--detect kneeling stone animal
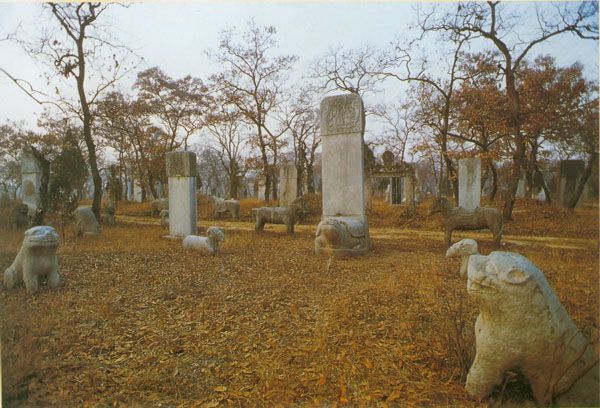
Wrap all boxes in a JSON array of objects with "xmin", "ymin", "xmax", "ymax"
[
  {"xmin": 182, "ymin": 226, "xmax": 225, "ymax": 254},
  {"xmin": 428, "ymin": 197, "xmax": 503, "ymax": 246},
  {"xmin": 4, "ymin": 226, "xmax": 61, "ymax": 294},
  {"xmin": 447, "ymin": 239, "xmax": 599, "ymax": 406},
  {"xmin": 74, "ymin": 206, "xmax": 100, "ymax": 236}
]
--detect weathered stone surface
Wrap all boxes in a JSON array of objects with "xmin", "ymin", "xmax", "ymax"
[
  {"xmin": 314, "ymin": 216, "xmax": 370, "ymax": 257},
  {"xmin": 209, "ymin": 196, "xmax": 240, "ymax": 219},
  {"xmin": 445, "ymin": 238, "xmax": 478, "ymax": 277},
  {"xmin": 458, "ymin": 158, "xmax": 481, "ymax": 210},
  {"xmin": 254, "ymin": 197, "xmax": 306, "ymax": 235},
  {"xmin": 167, "ymin": 177, "xmax": 197, "ymax": 238},
  {"xmin": 316, "ymin": 93, "xmax": 370, "ymax": 256},
  {"xmin": 21, "ymin": 151, "xmax": 43, "ymax": 214},
  {"xmin": 151, "ymin": 198, "xmax": 169, "ymax": 218},
  {"xmin": 279, "ymin": 164, "xmax": 298, "ymax": 207},
  {"xmin": 74, "ymin": 206, "xmax": 100, "ymax": 236},
  {"xmin": 166, "ymin": 151, "xmax": 197, "ymax": 177},
  {"xmin": 182, "ymin": 227, "xmax": 225, "ymax": 254},
  {"xmin": 256, "ymin": 176, "xmax": 266, "ymax": 200},
  {"xmin": 428, "ymin": 197, "xmax": 503, "ymax": 246},
  {"xmin": 4, "ymin": 226, "xmax": 60, "ymax": 294},
  {"xmin": 449, "ymin": 239, "xmax": 599, "ymax": 406},
  {"xmin": 402, "ymin": 176, "xmax": 414, "ymax": 205},
  {"xmin": 133, "ymin": 180, "xmax": 143, "ymax": 202}
]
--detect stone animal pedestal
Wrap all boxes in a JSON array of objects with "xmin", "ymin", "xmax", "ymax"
[
  {"xmin": 315, "ymin": 94, "xmax": 370, "ymax": 257},
  {"xmin": 165, "ymin": 151, "xmax": 198, "ymax": 239},
  {"xmin": 74, "ymin": 206, "xmax": 100, "ymax": 236},
  {"xmin": 458, "ymin": 157, "xmax": 481, "ymax": 210},
  {"xmin": 4, "ymin": 226, "xmax": 60, "ymax": 294},
  {"xmin": 446, "ymin": 239, "xmax": 599, "ymax": 406}
]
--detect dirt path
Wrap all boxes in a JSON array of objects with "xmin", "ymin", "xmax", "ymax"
[{"xmin": 118, "ymin": 215, "xmax": 597, "ymax": 251}]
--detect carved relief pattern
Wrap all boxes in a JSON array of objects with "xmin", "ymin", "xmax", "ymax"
[{"xmin": 321, "ymin": 95, "xmax": 363, "ymax": 134}]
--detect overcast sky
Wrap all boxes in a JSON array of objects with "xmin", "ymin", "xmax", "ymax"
[{"xmin": 0, "ymin": 1, "xmax": 598, "ymax": 146}]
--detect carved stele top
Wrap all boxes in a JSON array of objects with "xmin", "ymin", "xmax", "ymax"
[
  {"xmin": 166, "ymin": 151, "xmax": 197, "ymax": 177},
  {"xmin": 320, "ymin": 94, "xmax": 364, "ymax": 136},
  {"xmin": 21, "ymin": 151, "xmax": 42, "ymax": 174}
]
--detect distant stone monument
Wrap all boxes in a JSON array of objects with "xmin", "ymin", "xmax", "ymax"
[
  {"xmin": 558, "ymin": 160, "xmax": 585, "ymax": 207},
  {"xmin": 166, "ymin": 151, "xmax": 198, "ymax": 238},
  {"xmin": 20, "ymin": 151, "xmax": 43, "ymax": 215},
  {"xmin": 402, "ymin": 176, "xmax": 414, "ymax": 205},
  {"xmin": 458, "ymin": 157, "xmax": 481, "ymax": 210},
  {"xmin": 133, "ymin": 180, "xmax": 143, "ymax": 203},
  {"xmin": 279, "ymin": 164, "xmax": 298, "ymax": 207},
  {"xmin": 315, "ymin": 94, "xmax": 370, "ymax": 257},
  {"xmin": 74, "ymin": 207, "xmax": 100, "ymax": 236},
  {"xmin": 256, "ymin": 175, "xmax": 266, "ymax": 201},
  {"xmin": 515, "ymin": 176, "xmax": 526, "ymax": 198}
]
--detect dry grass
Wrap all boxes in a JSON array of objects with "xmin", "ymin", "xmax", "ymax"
[{"xmin": 1, "ymin": 198, "xmax": 598, "ymax": 407}]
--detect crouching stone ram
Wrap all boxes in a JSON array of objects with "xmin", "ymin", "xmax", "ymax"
[
  {"xmin": 4, "ymin": 226, "xmax": 61, "ymax": 294},
  {"xmin": 446, "ymin": 239, "xmax": 599, "ymax": 406},
  {"xmin": 428, "ymin": 197, "xmax": 503, "ymax": 247},
  {"xmin": 209, "ymin": 196, "xmax": 240, "ymax": 220},
  {"xmin": 182, "ymin": 226, "xmax": 225, "ymax": 254}
]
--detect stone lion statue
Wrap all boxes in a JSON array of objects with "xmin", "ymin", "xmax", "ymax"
[
  {"xmin": 4, "ymin": 226, "xmax": 61, "ymax": 294},
  {"xmin": 448, "ymin": 239, "xmax": 599, "ymax": 406},
  {"xmin": 253, "ymin": 196, "xmax": 306, "ymax": 235}
]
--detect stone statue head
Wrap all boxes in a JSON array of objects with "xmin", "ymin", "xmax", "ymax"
[
  {"xmin": 23, "ymin": 226, "xmax": 60, "ymax": 250},
  {"xmin": 206, "ymin": 226, "xmax": 225, "ymax": 242}
]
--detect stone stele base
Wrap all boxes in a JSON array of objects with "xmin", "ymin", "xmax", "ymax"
[{"xmin": 315, "ymin": 216, "xmax": 370, "ymax": 257}]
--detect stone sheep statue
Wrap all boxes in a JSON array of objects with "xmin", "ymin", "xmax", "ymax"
[
  {"xmin": 151, "ymin": 198, "xmax": 169, "ymax": 218},
  {"xmin": 182, "ymin": 226, "xmax": 225, "ymax": 254},
  {"xmin": 253, "ymin": 197, "xmax": 306, "ymax": 235},
  {"xmin": 445, "ymin": 238, "xmax": 479, "ymax": 277},
  {"xmin": 428, "ymin": 197, "xmax": 503, "ymax": 247},
  {"xmin": 10, "ymin": 203, "xmax": 30, "ymax": 229},
  {"xmin": 74, "ymin": 206, "xmax": 100, "ymax": 237},
  {"xmin": 446, "ymin": 239, "xmax": 599, "ymax": 406},
  {"xmin": 209, "ymin": 196, "xmax": 240, "ymax": 220},
  {"xmin": 4, "ymin": 226, "xmax": 61, "ymax": 294}
]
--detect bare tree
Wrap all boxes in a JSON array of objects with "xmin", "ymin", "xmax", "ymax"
[
  {"xmin": 371, "ymin": 102, "xmax": 417, "ymax": 163},
  {"xmin": 1, "ymin": 3, "xmax": 139, "ymax": 219},
  {"xmin": 420, "ymin": 1, "xmax": 598, "ymax": 219},
  {"xmin": 208, "ymin": 20, "xmax": 297, "ymax": 203},
  {"xmin": 205, "ymin": 105, "xmax": 249, "ymax": 199}
]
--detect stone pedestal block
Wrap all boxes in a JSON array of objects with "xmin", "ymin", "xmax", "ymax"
[
  {"xmin": 166, "ymin": 151, "xmax": 198, "ymax": 238},
  {"xmin": 315, "ymin": 94, "xmax": 369, "ymax": 257},
  {"xmin": 279, "ymin": 164, "xmax": 298, "ymax": 207},
  {"xmin": 459, "ymin": 158, "xmax": 481, "ymax": 210}
]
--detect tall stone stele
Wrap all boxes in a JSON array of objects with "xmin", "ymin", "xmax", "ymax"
[
  {"xmin": 279, "ymin": 164, "xmax": 298, "ymax": 207},
  {"xmin": 21, "ymin": 150, "xmax": 43, "ymax": 215},
  {"xmin": 315, "ymin": 94, "xmax": 370, "ymax": 257},
  {"xmin": 458, "ymin": 157, "xmax": 481, "ymax": 210},
  {"xmin": 166, "ymin": 151, "xmax": 198, "ymax": 238}
]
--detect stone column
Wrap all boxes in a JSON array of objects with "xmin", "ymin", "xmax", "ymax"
[
  {"xmin": 21, "ymin": 151, "xmax": 42, "ymax": 215},
  {"xmin": 166, "ymin": 151, "xmax": 198, "ymax": 238},
  {"xmin": 278, "ymin": 164, "xmax": 298, "ymax": 207},
  {"xmin": 458, "ymin": 157, "xmax": 481, "ymax": 210},
  {"xmin": 558, "ymin": 160, "xmax": 584, "ymax": 207},
  {"xmin": 364, "ymin": 172, "xmax": 372, "ymax": 211},
  {"xmin": 515, "ymin": 175, "xmax": 526, "ymax": 198},
  {"xmin": 315, "ymin": 94, "xmax": 369, "ymax": 257},
  {"xmin": 133, "ymin": 180, "xmax": 143, "ymax": 202},
  {"xmin": 403, "ymin": 175, "xmax": 414, "ymax": 206}
]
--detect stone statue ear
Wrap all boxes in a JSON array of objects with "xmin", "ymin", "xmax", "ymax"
[{"xmin": 504, "ymin": 267, "xmax": 531, "ymax": 285}]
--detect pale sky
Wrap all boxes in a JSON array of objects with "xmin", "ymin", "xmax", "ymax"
[{"xmin": 0, "ymin": 1, "xmax": 598, "ymax": 142}]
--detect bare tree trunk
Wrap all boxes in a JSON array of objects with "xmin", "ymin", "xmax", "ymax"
[
  {"xmin": 489, "ymin": 162, "xmax": 498, "ymax": 202},
  {"xmin": 567, "ymin": 152, "xmax": 597, "ymax": 210}
]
